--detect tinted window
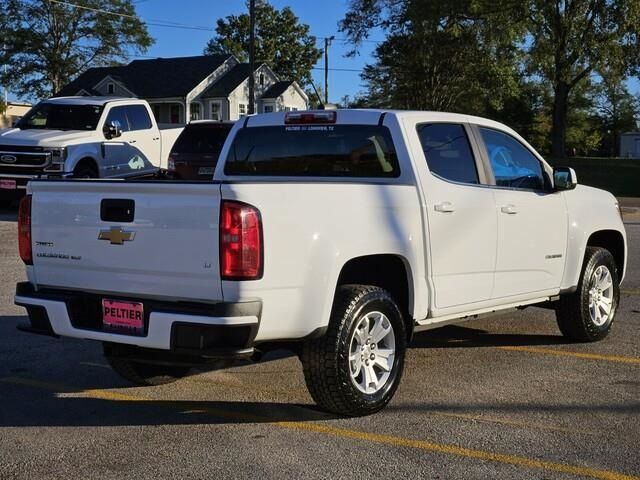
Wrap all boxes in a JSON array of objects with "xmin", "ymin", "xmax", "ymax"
[
  {"xmin": 225, "ymin": 125, "xmax": 400, "ymax": 177},
  {"xmin": 479, "ymin": 128, "xmax": 545, "ymax": 190},
  {"xmin": 417, "ymin": 123, "xmax": 478, "ymax": 184},
  {"xmin": 126, "ymin": 105, "xmax": 152, "ymax": 130},
  {"xmin": 16, "ymin": 102, "xmax": 104, "ymax": 131},
  {"xmin": 171, "ymin": 124, "xmax": 232, "ymax": 155},
  {"xmin": 105, "ymin": 106, "xmax": 129, "ymax": 132}
]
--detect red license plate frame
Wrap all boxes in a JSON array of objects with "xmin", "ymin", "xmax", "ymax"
[
  {"xmin": 0, "ymin": 179, "xmax": 17, "ymax": 190},
  {"xmin": 102, "ymin": 299, "xmax": 145, "ymax": 335}
]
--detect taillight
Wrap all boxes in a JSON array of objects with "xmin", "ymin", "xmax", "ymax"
[
  {"xmin": 220, "ymin": 200, "xmax": 263, "ymax": 280},
  {"xmin": 18, "ymin": 195, "xmax": 32, "ymax": 265},
  {"xmin": 284, "ymin": 110, "xmax": 337, "ymax": 124}
]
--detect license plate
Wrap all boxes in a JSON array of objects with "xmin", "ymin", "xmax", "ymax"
[
  {"xmin": 0, "ymin": 179, "xmax": 16, "ymax": 190},
  {"xmin": 198, "ymin": 167, "xmax": 215, "ymax": 175},
  {"xmin": 102, "ymin": 299, "xmax": 144, "ymax": 335}
]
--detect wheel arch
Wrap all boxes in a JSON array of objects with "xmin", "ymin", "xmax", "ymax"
[
  {"xmin": 334, "ymin": 254, "xmax": 415, "ymax": 341},
  {"xmin": 587, "ymin": 230, "xmax": 626, "ymax": 280},
  {"xmin": 72, "ymin": 156, "xmax": 100, "ymax": 177}
]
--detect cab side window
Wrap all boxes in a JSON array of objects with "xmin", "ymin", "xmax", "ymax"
[
  {"xmin": 417, "ymin": 123, "xmax": 479, "ymax": 184},
  {"xmin": 479, "ymin": 127, "xmax": 545, "ymax": 190},
  {"xmin": 104, "ymin": 106, "xmax": 129, "ymax": 132},
  {"xmin": 126, "ymin": 105, "xmax": 153, "ymax": 131}
]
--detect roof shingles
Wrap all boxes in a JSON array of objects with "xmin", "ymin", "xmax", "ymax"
[{"xmin": 57, "ymin": 55, "xmax": 232, "ymax": 98}]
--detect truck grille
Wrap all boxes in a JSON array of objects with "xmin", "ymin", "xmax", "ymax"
[{"xmin": 0, "ymin": 145, "xmax": 50, "ymax": 168}]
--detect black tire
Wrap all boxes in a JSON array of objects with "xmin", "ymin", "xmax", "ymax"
[
  {"xmin": 73, "ymin": 164, "xmax": 98, "ymax": 178},
  {"xmin": 301, "ymin": 285, "xmax": 407, "ymax": 416},
  {"xmin": 105, "ymin": 354, "xmax": 191, "ymax": 386},
  {"xmin": 556, "ymin": 247, "xmax": 620, "ymax": 342}
]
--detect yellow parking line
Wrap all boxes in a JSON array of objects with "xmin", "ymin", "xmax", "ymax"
[
  {"xmin": 498, "ymin": 346, "xmax": 640, "ymax": 364},
  {"xmin": 621, "ymin": 289, "xmax": 640, "ymax": 296},
  {"xmin": 2, "ymin": 376, "xmax": 638, "ymax": 480}
]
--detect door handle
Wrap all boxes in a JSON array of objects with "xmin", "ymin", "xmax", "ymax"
[
  {"xmin": 501, "ymin": 204, "xmax": 519, "ymax": 214},
  {"xmin": 152, "ymin": 137, "xmax": 160, "ymax": 141},
  {"xmin": 128, "ymin": 140, "xmax": 137, "ymax": 144},
  {"xmin": 434, "ymin": 202, "xmax": 455, "ymax": 213}
]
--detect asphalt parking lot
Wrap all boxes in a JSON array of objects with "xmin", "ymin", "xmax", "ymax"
[{"xmin": 0, "ymin": 207, "xmax": 638, "ymax": 480}]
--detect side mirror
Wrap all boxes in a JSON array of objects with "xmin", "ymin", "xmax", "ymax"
[
  {"xmin": 553, "ymin": 166, "xmax": 578, "ymax": 191},
  {"xmin": 103, "ymin": 120, "xmax": 122, "ymax": 139}
]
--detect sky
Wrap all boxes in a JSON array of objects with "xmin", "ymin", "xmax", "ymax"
[{"xmin": 130, "ymin": 0, "xmax": 378, "ymax": 104}]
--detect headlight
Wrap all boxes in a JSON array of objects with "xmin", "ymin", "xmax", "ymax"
[{"xmin": 44, "ymin": 147, "xmax": 67, "ymax": 171}]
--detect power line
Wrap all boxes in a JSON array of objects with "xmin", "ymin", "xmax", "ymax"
[{"xmin": 47, "ymin": 0, "xmax": 214, "ymax": 32}]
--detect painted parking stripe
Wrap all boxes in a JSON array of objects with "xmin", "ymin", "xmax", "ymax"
[
  {"xmin": 1, "ymin": 376, "xmax": 637, "ymax": 480},
  {"xmin": 498, "ymin": 346, "xmax": 640, "ymax": 364},
  {"xmin": 621, "ymin": 289, "xmax": 640, "ymax": 296}
]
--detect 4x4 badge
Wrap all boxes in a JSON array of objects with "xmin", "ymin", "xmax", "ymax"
[{"xmin": 98, "ymin": 227, "xmax": 135, "ymax": 245}]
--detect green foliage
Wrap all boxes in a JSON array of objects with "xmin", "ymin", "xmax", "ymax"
[
  {"xmin": 0, "ymin": 0, "xmax": 153, "ymax": 100},
  {"xmin": 340, "ymin": 0, "xmax": 640, "ymax": 158},
  {"xmin": 204, "ymin": 0, "xmax": 321, "ymax": 86},
  {"xmin": 342, "ymin": 0, "xmax": 526, "ymax": 113}
]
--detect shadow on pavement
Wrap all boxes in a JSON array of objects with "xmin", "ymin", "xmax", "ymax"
[{"xmin": 411, "ymin": 325, "xmax": 571, "ymax": 349}]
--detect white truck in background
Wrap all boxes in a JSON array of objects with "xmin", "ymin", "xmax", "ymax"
[
  {"xmin": 14, "ymin": 109, "xmax": 627, "ymax": 416},
  {"xmin": 0, "ymin": 96, "xmax": 183, "ymax": 207}
]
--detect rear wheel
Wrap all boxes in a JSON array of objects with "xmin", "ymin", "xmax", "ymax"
[
  {"xmin": 301, "ymin": 285, "xmax": 407, "ymax": 416},
  {"xmin": 104, "ymin": 349, "xmax": 191, "ymax": 386},
  {"xmin": 556, "ymin": 247, "xmax": 620, "ymax": 342}
]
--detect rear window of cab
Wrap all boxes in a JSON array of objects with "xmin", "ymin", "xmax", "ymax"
[{"xmin": 224, "ymin": 125, "xmax": 400, "ymax": 177}]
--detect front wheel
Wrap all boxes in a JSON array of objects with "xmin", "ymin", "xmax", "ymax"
[
  {"xmin": 301, "ymin": 285, "xmax": 407, "ymax": 416},
  {"xmin": 556, "ymin": 247, "xmax": 620, "ymax": 342}
]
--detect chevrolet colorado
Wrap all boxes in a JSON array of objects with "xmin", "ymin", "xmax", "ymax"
[
  {"xmin": 14, "ymin": 110, "xmax": 627, "ymax": 416},
  {"xmin": 0, "ymin": 96, "xmax": 182, "ymax": 206}
]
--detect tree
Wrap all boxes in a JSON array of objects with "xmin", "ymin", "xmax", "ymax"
[
  {"xmin": 204, "ymin": 0, "xmax": 321, "ymax": 86},
  {"xmin": 526, "ymin": 0, "xmax": 640, "ymax": 157},
  {"xmin": 0, "ymin": 0, "xmax": 153, "ymax": 99},
  {"xmin": 592, "ymin": 72, "xmax": 639, "ymax": 156},
  {"xmin": 340, "ymin": 1, "xmax": 526, "ymax": 114}
]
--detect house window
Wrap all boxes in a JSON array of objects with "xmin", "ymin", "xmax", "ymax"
[
  {"xmin": 264, "ymin": 105, "xmax": 274, "ymax": 113},
  {"xmin": 291, "ymin": 107, "xmax": 298, "ymax": 111},
  {"xmin": 170, "ymin": 104, "xmax": 181, "ymax": 124},
  {"xmin": 210, "ymin": 101, "xmax": 221, "ymax": 121},
  {"xmin": 190, "ymin": 103, "xmax": 201, "ymax": 121},
  {"xmin": 239, "ymin": 104, "xmax": 247, "ymax": 117},
  {"xmin": 259, "ymin": 73, "xmax": 264, "ymax": 87},
  {"xmin": 107, "ymin": 83, "xmax": 115, "ymax": 95},
  {"xmin": 284, "ymin": 106, "xmax": 291, "ymax": 112},
  {"xmin": 152, "ymin": 104, "xmax": 161, "ymax": 122}
]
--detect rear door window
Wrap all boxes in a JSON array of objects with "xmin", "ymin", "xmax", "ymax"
[
  {"xmin": 225, "ymin": 125, "xmax": 400, "ymax": 177},
  {"xmin": 171, "ymin": 125, "xmax": 232, "ymax": 155},
  {"xmin": 417, "ymin": 123, "xmax": 479, "ymax": 184}
]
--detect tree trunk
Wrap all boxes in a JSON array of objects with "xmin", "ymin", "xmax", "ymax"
[{"xmin": 551, "ymin": 82, "xmax": 570, "ymax": 158}]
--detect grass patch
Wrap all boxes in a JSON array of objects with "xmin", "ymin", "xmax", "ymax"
[{"xmin": 546, "ymin": 157, "xmax": 640, "ymax": 197}]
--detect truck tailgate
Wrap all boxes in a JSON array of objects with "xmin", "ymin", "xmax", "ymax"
[{"xmin": 29, "ymin": 180, "xmax": 224, "ymax": 302}]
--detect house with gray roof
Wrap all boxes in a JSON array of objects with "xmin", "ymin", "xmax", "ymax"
[{"xmin": 57, "ymin": 55, "xmax": 308, "ymax": 124}]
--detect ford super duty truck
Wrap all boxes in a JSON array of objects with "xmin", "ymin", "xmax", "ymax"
[
  {"xmin": 0, "ymin": 96, "xmax": 183, "ymax": 207},
  {"xmin": 14, "ymin": 110, "xmax": 627, "ymax": 416}
]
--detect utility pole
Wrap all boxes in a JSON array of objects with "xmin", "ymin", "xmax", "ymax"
[
  {"xmin": 324, "ymin": 36, "xmax": 334, "ymax": 105},
  {"xmin": 248, "ymin": 0, "xmax": 256, "ymax": 115}
]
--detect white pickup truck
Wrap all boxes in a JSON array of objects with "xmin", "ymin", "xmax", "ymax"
[
  {"xmin": 0, "ymin": 96, "xmax": 182, "ymax": 207},
  {"xmin": 14, "ymin": 110, "xmax": 626, "ymax": 416}
]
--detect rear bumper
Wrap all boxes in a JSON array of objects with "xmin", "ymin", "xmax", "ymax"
[{"xmin": 14, "ymin": 282, "xmax": 260, "ymax": 357}]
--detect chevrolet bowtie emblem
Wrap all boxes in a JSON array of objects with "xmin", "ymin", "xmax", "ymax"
[{"xmin": 98, "ymin": 226, "xmax": 135, "ymax": 245}]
